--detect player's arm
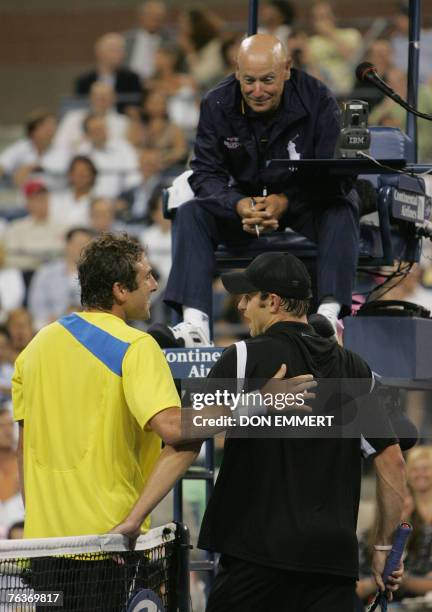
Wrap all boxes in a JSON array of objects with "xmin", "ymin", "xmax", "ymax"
[
  {"xmin": 372, "ymin": 443, "xmax": 407, "ymax": 593},
  {"xmin": 109, "ymin": 440, "xmax": 202, "ymax": 539},
  {"xmin": 17, "ymin": 421, "xmax": 24, "ymax": 507},
  {"xmin": 12, "ymin": 354, "xmax": 25, "ymax": 505},
  {"xmin": 146, "ymin": 364, "xmax": 316, "ymax": 444}
]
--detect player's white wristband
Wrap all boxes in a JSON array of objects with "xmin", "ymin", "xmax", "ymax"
[{"xmin": 374, "ymin": 545, "xmax": 392, "ymax": 551}]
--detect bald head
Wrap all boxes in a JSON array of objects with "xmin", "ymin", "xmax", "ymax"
[
  {"xmin": 238, "ymin": 34, "xmax": 288, "ymax": 68},
  {"xmin": 95, "ymin": 33, "xmax": 125, "ymax": 70},
  {"xmin": 139, "ymin": 1, "xmax": 166, "ymax": 33},
  {"xmin": 236, "ymin": 34, "xmax": 291, "ymax": 114}
]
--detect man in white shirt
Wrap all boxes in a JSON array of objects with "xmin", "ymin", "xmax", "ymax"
[
  {"xmin": 77, "ymin": 114, "xmax": 141, "ymax": 198},
  {"xmin": 89, "ymin": 197, "xmax": 124, "ymax": 234},
  {"xmin": 74, "ymin": 33, "xmax": 142, "ymax": 114},
  {"xmin": 28, "ymin": 227, "xmax": 94, "ymax": 330},
  {"xmin": 4, "ymin": 180, "xmax": 65, "ymax": 272},
  {"xmin": 0, "ymin": 111, "xmax": 70, "ymax": 188},
  {"xmin": 55, "ymin": 82, "xmax": 130, "ymax": 152},
  {"xmin": 124, "ymin": 1, "xmax": 168, "ymax": 80},
  {"xmin": 49, "ymin": 155, "xmax": 98, "ymax": 229}
]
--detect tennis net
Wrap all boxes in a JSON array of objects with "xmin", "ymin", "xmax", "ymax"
[{"xmin": 0, "ymin": 522, "xmax": 189, "ymax": 611}]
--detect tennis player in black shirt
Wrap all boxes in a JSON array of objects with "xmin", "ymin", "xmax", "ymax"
[{"xmin": 199, "ymin": 252, "xmax": 407, "ymax": 612}]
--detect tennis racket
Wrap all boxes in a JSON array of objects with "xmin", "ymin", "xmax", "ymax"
[{"xmin": 367, "ymin": 522, "xmax": 412, "ymax": 612}]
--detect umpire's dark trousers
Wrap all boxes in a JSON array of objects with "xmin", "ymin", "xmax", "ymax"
[{"xmin": 164, "ymin": 191, "xmax": 360, "ymax": 319}]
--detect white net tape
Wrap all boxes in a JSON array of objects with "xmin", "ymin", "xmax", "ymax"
[{"xmin": 0, "ymin": 523, "xmax": 176, "ymax": 559}]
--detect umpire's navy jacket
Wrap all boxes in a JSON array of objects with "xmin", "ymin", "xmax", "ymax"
[{"xmin": 189, "ymin": 69, "xmax": 343, "ymax": 211}]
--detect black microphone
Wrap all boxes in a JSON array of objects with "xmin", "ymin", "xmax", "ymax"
[
  {"xmin": 356, "ymin": 62, "xmax": 405, "ymax": 104},
  {"xmin": 355, "ymin": 62, "xmax": 432, "ymax": 121}
]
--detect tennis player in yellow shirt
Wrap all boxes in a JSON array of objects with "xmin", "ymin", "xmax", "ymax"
[{"xmin": 13, "ymin": 233, "xmax": 201, "ymax": 540}]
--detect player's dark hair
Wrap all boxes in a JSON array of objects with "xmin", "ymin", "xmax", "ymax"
[
  {"xmin": 259, "ymin": 292, "xmax": 310, "ymax": 316},
  {"xmin": 78, "ymin": 233, "xmax": 144, "ymax": 310}
]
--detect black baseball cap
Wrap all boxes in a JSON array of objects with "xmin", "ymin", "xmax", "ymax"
[{"xmin": 221, "ymin": 252, "xmax": 312, "ymax": 299}]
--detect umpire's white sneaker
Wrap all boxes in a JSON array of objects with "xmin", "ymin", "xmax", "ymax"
[{"xmin": 170, "ymin": 322, "xmax": 213, "ymax": 347}]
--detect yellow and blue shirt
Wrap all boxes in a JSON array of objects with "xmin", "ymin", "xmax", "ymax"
[{"xmin": 12, "ymin": 311, "xmax": 180, "ymax": 538}]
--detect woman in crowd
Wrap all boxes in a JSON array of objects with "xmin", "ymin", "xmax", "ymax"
[
  {"xmin": 140, "ymin": 90, "xmax": 188, "ymax": 174},
  {"xmin": 144, "ymin": 45, "xmax": 199, "ymax": 132},
  {"xmin": 357, "ymin": 446, "xmax": 432, "ymax": 609},
  {"xmin": 177, "ymin": 5, "xmax": 225, "ymax": 91},
  {"xmin": 221, "ymin": 34, "xmax": 243, "ymax": 77},
  {"xmin": 259, "ymin": 0, "xmax": 296, "ymax": 46},
  {"xmin": 49, "ymin": 155, "xmax": 97, "ymax": 228}
]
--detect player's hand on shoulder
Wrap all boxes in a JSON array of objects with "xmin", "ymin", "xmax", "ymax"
[{"xmin": 261, "ymin": 369, "xmax": 317, "ymax": 413}]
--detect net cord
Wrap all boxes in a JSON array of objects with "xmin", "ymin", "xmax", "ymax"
[{"xmin": 0, "ymin": 523, "xmax": 176, "ymax": 559}]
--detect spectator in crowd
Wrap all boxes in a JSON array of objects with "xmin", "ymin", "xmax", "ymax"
[
  {"xmin": 0, "ymin": 110, "xmax": 69, "ymax": 188},
  {"xmin": 259, "ymin": 0, "xmax": 296, "ymax": 46},
  {"xmin": 391, "ymin": 1, "xmax": 432, "ymax": 84},
  {"xmin": 116, "ymin": 149, "xmax": 162, "ymax": 224},
  {"xmin": 145, "ymin": 44, "xmax": 199, "ymax": 132},
  {"xmin": 365, "ymin": 39, "xmax": 394, "ymax": 83},
  {"xmin": 370, "ymin": 68, "xmax": 432, "ymax": 163},
  {"xmin": 77, "ymin": 114, "xmax": 141, "ymax": 198},
  {"xmin": 0, "ymin": 327, "xmax": 14, "ymax": 401},
  {"xmin": 357, "ymin": 446, "xmax": 432, "ymax": 605},
  {"xmin": 124, "ymin": 1, "xmax": 169, "ymax": 81},
  {"xmin": 177, "ymin": 6, "xmax": 225, "ymax": 91},
  {"xmin": 0, "ymin": 242, "xmax": 25, "ymax": 323},
  {"xmin": 287, "ymin": 28, "xmax": 330, "ymax": 82},
  {"xmin": 0, "ymin": 407, "xmax": 24, "ymax": 533},
  {"xmin": 401, "ymin": 446, "xmax": 432, "ymax": 595},
  {"xmin": 141, "ymin": 90, "xmax": 188, "ymax": 173},
  {"xmin": 221, "ymin": 34, "xmax": 243, "ymax": 77},
  {"xmin": 55, "ymin": 82, "xmax": 130, "ymax": 152},
  {"xmin": 28, "ymin": 227, "xmax": 94, "ymax": 330},
  {"xmin": 50, "ymin": 156, "xmax": 97, "ymax": 229},
  {"xmin": 308, "ymin": 1, "xmax": 362, "ymax": 95},
  {"xmin": 141, "ymin": 189, "xmax": 172, "ymax": 322},
  {"xmin": 4, "ymin": 180, "xmax": 65, "ymax": 278},
  {"xmin": 6, "ymin": 309, "xmax": 34, "ymax": 362},
  {"xmin": 372, "ymin": 263, "xmax": 432, "ymax": 312},
  {"xmin": 7, "ymin": 521, "xmax": 24, "ymax": 540},
  {"xmin": 89, "ymin": 197, "xmax": 123, "ymax": 234},
  {"xmin": 141, "ymin": 189, "xmax": 171, "ymax": 289},
  {"xmin": 352, "ymin": 39, "xmax": 395, "ymax": 110},
  {"xmin": 74, "ymin": 33, "xmax": 142, "ymax": 115}
]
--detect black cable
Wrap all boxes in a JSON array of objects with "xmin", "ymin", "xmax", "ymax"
[{"xmin": 366, "ymin": 262, "xmax": 414, "ymax": 301}]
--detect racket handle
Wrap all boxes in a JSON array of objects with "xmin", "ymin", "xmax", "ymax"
[{"xmin": 382, "ymin": 522, "xmax": 412, "ymax": 585}]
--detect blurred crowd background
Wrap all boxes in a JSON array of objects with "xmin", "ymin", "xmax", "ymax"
[{"xmin": 1, "ymin": 1, "xmax": 432, "ymax": 607}]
